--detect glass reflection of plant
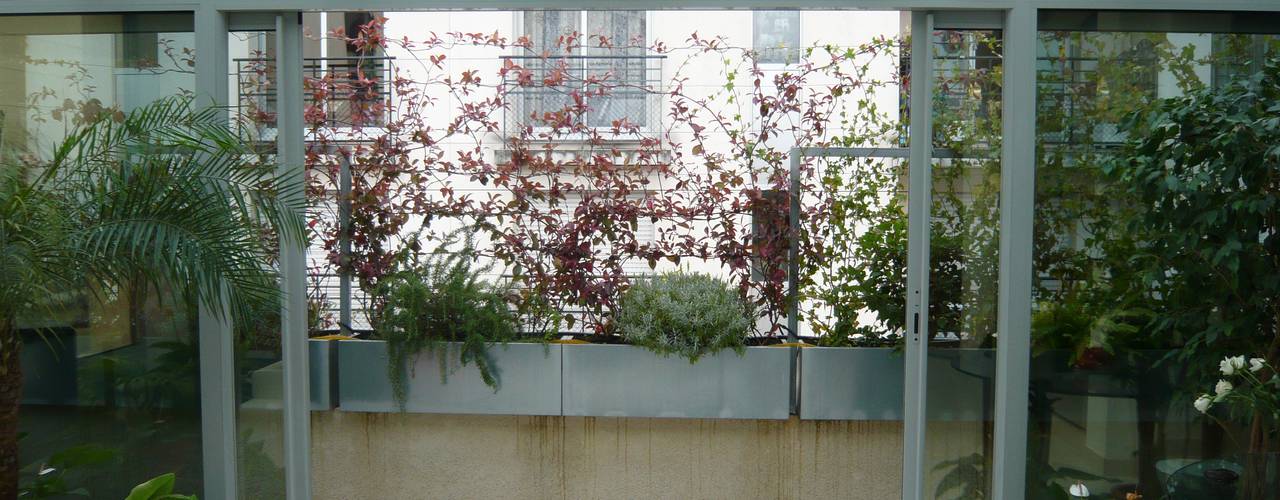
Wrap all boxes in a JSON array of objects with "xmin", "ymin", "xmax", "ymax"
[
  {"xmin": 0, "ymin": 97, "xmax": 302, "ymax": 498},
  {"xmin": 1027, "ymin": 30, "xmax": 1279, "ymax": 496},
  {"xmin": 1030, "ymin": 33, "xmax": 1279, "ymax": 363},
  {"xmin": 1114, "ymin": 58, "xmax": 1280, "ymax": 498}
]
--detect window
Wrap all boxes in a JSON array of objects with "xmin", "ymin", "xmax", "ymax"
[
  {"xmin": 518, "ymin": 11, "xmax": 652, "ymax": 130},
  {"xmin": 116, "ymin": 14, "xmax": 160, "ymax": 68},
  {"xmin": 754, "ymin": 11, "xmax": 801, "ymax": 65},
  {"xmin": 3, "ymin": 13, "xmax": 201, "ymax": 497}
]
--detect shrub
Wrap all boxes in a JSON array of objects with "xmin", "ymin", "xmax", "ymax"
[
  {"xmin": 615, "ymin": 272, "xmax": 752, "ymax": 362},
  {"xmin": 370, "ymin": 232, "xmax": 517, "ymax": 410}
]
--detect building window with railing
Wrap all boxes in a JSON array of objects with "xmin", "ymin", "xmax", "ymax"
[
  {"xmin": 509, "ymin": 11, "xmax": 661, "ymax": 135},
  {"xmin": 233, "ymin": 12, "xmax": 394, "ymax": 135}
]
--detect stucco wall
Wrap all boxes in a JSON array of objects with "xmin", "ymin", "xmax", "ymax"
[{"xmin": 311, "ymin": 413, "xmax": 905, "ymax": 499}]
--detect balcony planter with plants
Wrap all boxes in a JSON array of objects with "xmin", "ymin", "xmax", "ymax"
[
  {"xmin": 336, "ymin": 339, "xmax": 562, "ymax": 415},
  {"xmin": 326, "ymin": 267, "xmax": 791, "ymax": 418},
  {"xmin": 561, "ymin": 272, "xmax": 790, "ymax": 419},
  {"xmin": 332, "ymin": 232, "xmax": 563, "ymax": 415}
]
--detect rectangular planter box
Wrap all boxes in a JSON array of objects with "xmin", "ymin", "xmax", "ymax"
[
  {"xmin": 337, "ymin": 339, "xmax": 562, "ymax": 415},
  {"xmin": 241, "ymin": 339, "xmax": 335, "ymax": 411},
  {"xmin": 561, "ymin": 344, "xmax": 791, "ymax": 419},
  {"xmin": 800, "ymin": 347, "xmax": 903, "ymax": 420},
  {"xmin": 799, "ymin": 347, "xmax": 993, "ymax": 421},
  {"xmin": 310, "ymin": 339, "xmax": 336, "ymax": 410}
]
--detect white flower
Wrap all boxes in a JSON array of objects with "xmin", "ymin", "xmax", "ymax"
[
  {"xmin": 1215, "ymin": 379, "xmax": 1233, "ymax": 400},
  {"xmin": 1220, "ymin": 356, "xmax": 1246, "ymax": 375},
  {"xmin": 1068, "ymin": 483, "xmax": 1091, "ymax": 498},
  {"xmin": 1194, "ymin": 394, "xmax": 1213, "ymax": 413},
  {"xmin": 1249, "ymin": 357, "xmax": 1266, "ymax": 373}
]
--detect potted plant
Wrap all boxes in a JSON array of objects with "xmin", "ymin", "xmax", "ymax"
[
  {"xmin": 337, "ymin": 231, "xmax": 561, "ymax": 415},
  {"xmin": 561, "ymin": 271, "xmax": 791, "ymax": 419},
  {"xmin": 1189, "ymin": 356, "xmax": 1279, "ymax": 500}
]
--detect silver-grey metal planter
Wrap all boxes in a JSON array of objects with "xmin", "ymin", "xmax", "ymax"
[
  {"xmin": 800, "ymin": 347, "xmax": 903, "ymax": 420},
  {"xmin": 309, "ymin": 338, "xmax": 336, "ymax": 410},
  {"xmin": 799, "ymin": 347, "xmax": 993, "ymax": 421},
  {"xmin": 241, "ymin": 339, "xmax": 335, "ymax": 411},
  {"xmin": 561, "ymin": 344, "xmax": 791, "ymax": 419},
  {"xmin": 336, "ymin": 339, "xmax": 562, "ymax": 415}
]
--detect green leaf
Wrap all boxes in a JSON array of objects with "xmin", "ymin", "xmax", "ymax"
[{"xmin": 125, "ymin": 473, "xmax": 176, "ymax": 500}]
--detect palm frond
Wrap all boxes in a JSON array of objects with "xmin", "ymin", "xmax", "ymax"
[{"xmin": 6, "ymin": 95, "xmax": 305, "ymax": 328}]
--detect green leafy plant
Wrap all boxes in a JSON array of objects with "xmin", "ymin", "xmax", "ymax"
[
  {"xmin": 1097, "ymin": 60, "xmax": 1280, "ymax": 496},
  {"xmin": 1103, "ymin": 56, "xmax": 1280, "ymax": 379},
  {"xmin": 124, "ymin": 473, "xmax": 196, "ymax": 500},
  {"xmin": 615, "ymin": 271, "xmax": 752, "ymax": 362},
  {"xmin": 18, "ymin": 443, "xmax": 117, "ymax": 498},
  {"xmin": 0, "ymin": 96, "xmax": 303, "ymax": 497},
  {"xmin": 370, "ymin": 231, "xmax": 517, "ymax": 410}
]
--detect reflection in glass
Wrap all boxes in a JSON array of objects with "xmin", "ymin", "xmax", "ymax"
[
  {"xmin": 923, "ymin": 28, "xmax": 1002, "ymax": 500},
  {"xmin": 229, "ymin": 28, "xmax": 288, "ymax": 500},
  {"xmin": 3, "ymin": 13, "xmax": 202, "ymax": 498},
  {"xmin": 1032, "ymin": 17, "xmax": 1279, "ymax": 498}
]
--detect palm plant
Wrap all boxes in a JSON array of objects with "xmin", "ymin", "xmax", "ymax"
[{"xmin": 0, "ymin": 96, "xmax": 303, "ymax": 497}]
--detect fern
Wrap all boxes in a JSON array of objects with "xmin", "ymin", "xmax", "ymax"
[{"xmin": 370, "ymin": 230, "xmax": 517, "ymax": 410}]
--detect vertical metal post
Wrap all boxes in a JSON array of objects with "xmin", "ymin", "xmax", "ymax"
[
  {"xmin": 276, "ymin": 11, "xmax": 312, "ymax": 500},
  {"xmin": 787, "ymin": 152, "xmax": 801, "ymax": 414},
  {"xmin": 194, "ymin": 6, "xmax": 238, "ymax": 500},
  {"xmin": 993, "ymin": 4, "xmax": 1035, "ymax": 499},
  {"xmin": 338, "ymin": 152, "xmax": 352, "ymax": 330},
  {"xmin": 902, "ymin": 11, "xmax": 933, "ymax": 500},
  {"xmin": 787, "ymin": 153, "xmax": 801, "ymax": 344}
]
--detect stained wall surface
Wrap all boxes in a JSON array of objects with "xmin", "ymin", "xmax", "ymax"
[{"xmin": 310, "ymin": 413, "xmax": 907, "ymax": 500}]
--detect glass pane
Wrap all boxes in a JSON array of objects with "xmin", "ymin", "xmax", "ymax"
[
  {"xmin": 924, "ymin": 27, "xmax": 1003, "ymax": 500},
  {"xmin": 1032, "ymin": 14, "xmax": 1280, "ymax": 499},
  {"xmin": 4, "ymin": 13, "xmax": 202, "ymax": 498},
  {"xmin": 298, "ymin": 10, "xmax": 911, "ymax": 499},
  {"xmin": 228, "ymin": 28, "xmax": 288, "ymax": 500},
  {"xmin": 754, "ymin": 11, "xmax": 802, "ymax": 64},
  {"xmin": 802, "ymin": 155, "xmax": 908, "ymax": 344}
]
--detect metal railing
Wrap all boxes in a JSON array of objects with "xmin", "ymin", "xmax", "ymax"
[
  {"xmin": 234, "ymin": 56, "xmax": 396, "ymax": 133},
  {"xmin": 500, "ymin": 54, "xmax": 665, "ymax": 137}
]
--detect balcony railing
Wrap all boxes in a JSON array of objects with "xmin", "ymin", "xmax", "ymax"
[
  {"xmin": 500, "ymin": 54, "xmax": 665, "ymax": 138},
  {"xmin": 235, "ymin": 56, "xmax": 396, "ymax": 134}
]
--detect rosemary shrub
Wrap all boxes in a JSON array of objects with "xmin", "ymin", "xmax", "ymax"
[
  {"xmin": 370, "ymin": 233, "xmax": 517, "ymax": 410},
  {"xmin": 615, "ymin": 271, "xmax": 752, "ymax": 362}
]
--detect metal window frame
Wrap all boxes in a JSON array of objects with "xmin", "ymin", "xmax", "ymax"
[
  {"xmin": 5, "ymin": 2, "xmax": 1280, "ymax": 500},
  {"xmin": 275, "ymin": 11, "xmax": 312, "ymax": 500},
  {"xmin": 193, "ymin": 7, "xmax": 238, "ymax": 500},
  {"xmin": 904, "ymin": 12, "xmax": 932, "ymax": 499},
  {"xmin": 994, "ymin": 5, "xmax": 1034, "ymax": 499}
]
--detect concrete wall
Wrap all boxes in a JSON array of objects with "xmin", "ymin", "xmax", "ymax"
[{"xmin": 311, "ymin": 412, "xmax": 904, "ymax": 500}]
